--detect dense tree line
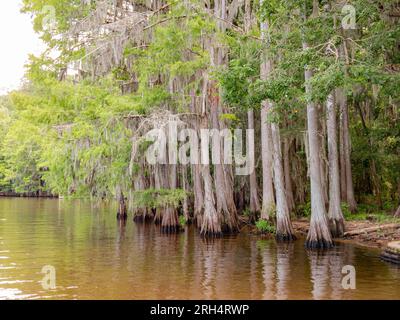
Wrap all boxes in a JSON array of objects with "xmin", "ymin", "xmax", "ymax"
[{"xmin": 0, "ymin": 0, "xmax": 399, "ymax": 247}]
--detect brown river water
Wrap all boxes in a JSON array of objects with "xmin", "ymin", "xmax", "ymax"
[{"xmin": 0, "ymin": 198, "xmax": 399, "ymax": 300}]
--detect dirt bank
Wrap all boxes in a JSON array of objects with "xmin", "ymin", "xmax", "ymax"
[{"xmin": 292, "ymin": 219, "xmax": 400, "ymax": 249}]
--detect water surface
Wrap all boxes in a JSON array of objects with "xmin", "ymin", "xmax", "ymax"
[{"xmin": 0, "ymin": 198, "xmax": 399, "ymax": 300}]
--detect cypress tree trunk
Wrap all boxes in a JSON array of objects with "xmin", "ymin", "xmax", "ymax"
[
  {"xmin": 303, "ymin": 42, "xmax": 333, "ymax": 248},
  {"xmin": 271, "ymin": 120, "xmax": 296, "ymax": 241},
  {"xmin": 260, "ymin": 9, "xmax": 294, "ymax": 240},
  {"xmin": 260, "ymin": 2, "xmax": 275, "ymax": 221},
  {"xmin": 201, "ymin": 163, "xmax": 222, "ymax": 237},
  {"xmin": 339, "ymin": 94, "xmax": 347, "ymax": 202},
  {"xmin": 161, "ymin": 163, "xmax": 180, "ymax": 233},
  {"xmin": 208, "ymin": 0, "xmax": 238, "ymax": 234},
  {"xmin": 327, "ymin": 92, "xmax": 345, "ymax": 237},
  {"xmin": 198, "ymin": 73, "xmax": 222, "ymax": 236},
  {"xmin": 116, "ymin": 186, "xmax": 127, "ymax": 220},
  {"xmin": 248, "ymin": 109, "xmax": 261, "ymax": 217},
  {"xmin": 260, "ymin": 104, "xmax": 275, "ymax": 220},
  {"xmin": 319, "ymin": 110, "xmax": 329, "ymax": 207},
  {"xmin": 339, "ymin": 90, "xmax": 357, "ymax": 212},
  {"xmin": 283, "ymin": 136, "xmax": 295, "ymax": 212},
  {"xmin": 181, "ymin": 165, "xmax": 190, "ymax": 223},
  {"xmin": 190, "ymin": 87, "xmax": 204, "ymax": 228}
]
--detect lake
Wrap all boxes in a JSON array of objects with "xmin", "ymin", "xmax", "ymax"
[{"xmin": 0, "ymin": 198, "xmax": 399, "ymax": 300}]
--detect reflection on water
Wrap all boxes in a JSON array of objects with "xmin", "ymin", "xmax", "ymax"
[{"xmin": 0, "ymin": 198, "xmax": 399, "ymax": 300}]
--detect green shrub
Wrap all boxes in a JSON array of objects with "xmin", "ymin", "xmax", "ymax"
[
  {"xmin": 297, "ymin": 202, "xmax": 311, "ymax": 218},
  {"xmin": 255, "ymin": 219, "xmax": 276, "ymax": 234},
  {"xmin": 179, "ymin": 215, "xmax": 187, "ymax": 228}
]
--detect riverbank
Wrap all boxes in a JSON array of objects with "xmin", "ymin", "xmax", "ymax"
[{"xmin": 292, "ymin": 219, "xmax": 400, "ymax": 249}]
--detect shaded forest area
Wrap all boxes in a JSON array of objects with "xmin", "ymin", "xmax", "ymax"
[{"xmin": 0, "ymin": 0, "xmax": 399, "ymax": 248}]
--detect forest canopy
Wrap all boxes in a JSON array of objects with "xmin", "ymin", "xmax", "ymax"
[{"xmin": 0, "ymin": 0, "xmax": 399, "ymax": 247}]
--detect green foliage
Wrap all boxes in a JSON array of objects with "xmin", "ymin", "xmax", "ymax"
[
  {"xmin": 179, "ymin": 215, "xmax": 187, "ymax": 228},
  {"xmin": 255, "ymin": 219, "xmax": 276, "ymax": 234},
  {"xmin": 0, "ymin": 0, "xmax": 397, "ymax": 220},
  {"xmin": 132, "ymin": 189, "xmax": 187, "ymax": 209},
  {"xmin": 297, "ymin": 202, "xmax": 312, "ymax": 219}
]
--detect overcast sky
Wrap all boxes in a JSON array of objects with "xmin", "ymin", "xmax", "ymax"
[{"xmin": 0, "ymin": 1, "xmax": 45, "ymax": 95}]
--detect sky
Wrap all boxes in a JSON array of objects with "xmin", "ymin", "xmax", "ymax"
[{"xmin": 0, "ymin": 1, "xmax": 45, "ymax": 95}]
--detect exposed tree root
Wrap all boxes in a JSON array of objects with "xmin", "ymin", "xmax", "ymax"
[
  {"xmin": 329, "ymin": 217, "xmax": 345, "ymax": 238},
  {"xmin": 153, "ymin": 208, "xmax": 163, "ymax": 225},
  {"xmin": 200, "ymin": 230, "xmax": 223, "ymax": 238},
  {"xmin": 161, "ymin": 207, "xmax": 180, "ymax": 233},
  {"xmin": 221, "ymin": 223, "xmax": 240, "ymax": 235}
]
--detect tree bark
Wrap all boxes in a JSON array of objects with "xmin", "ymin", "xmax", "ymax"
[
  {"xmin": 319, "ymin": 109, "xmax": 329, "ymax": 207},
  {"xmin": 271, "ymin": 120, "xmax": 296, "ymax": 241},
  {"xmin": 303, "ymin": 42, "xmax": 333, "ymax": 248},
  {"xmin": 339, "ymin": 89, "xmax": 358, "ymax": 212},
  {"xmin": 327, "ymin": 92, "xmax": 345, "ymax": 237},
  {"xmin": 210, "ymin": 0, "xmax": 238, "ymax": 233},
  {"xmin": 116, "ymin": 185, "xmax": 127, "ymax": 220},
  {"xmin": 190, "ymin": 86, "xmax": 204, "ymax": 228},
  {"xmin": 260, "ymin": 105, "xmax": 275, "ymax": 220},
  {"xmin": 259, "ymin": 2, "xmax": 275, "ymax": 221},
  {"xmin": 339, "ymin": 94, "xmax": 347, "ymax": 202},
  {"xmin": 283, "ymin": 136, "xmax": 295, "ymax": 212},
  {"xmin": 248, "ymin": 109, "xmax": 261, "ymax": 216},
  {"xmin": 201, "ymin": 163, "xmax": 222, "ymax": 237}
]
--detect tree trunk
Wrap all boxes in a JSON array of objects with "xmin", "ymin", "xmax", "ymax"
[
  {"xmin": 190, "ymin": 87, "xmax": 204, "ymax": 228},
  {"xmin": 303, "ymin": 42, "xmax": 333, "ymax": 248},
  {"xmin": 201, "ymin": 163, "xmax": 222, "ymax": 237},
  {"xmin": 283, "ymin": 136, "xmax": 295, "ymax": 212},
  {"xmin": 327, "ymin": 92, "xmax": 345, "ymax": 237},
  {"xmin": 339, "ymin": 90, "xmax": 357, "ymax": 212},
  {"xmin": 271, "ymin": 120, "xmax": 296, "ymax": 241},
  {"xmin": 209, "ymin": 0, "xmax": 238, "ymax": 233},
  {"xmin": 260, "ymin": 105, "xmax": 275, "ymax": 220},
  {"xmin": 259, "ymin": 3, "xmax": 275, "ymax": 221},
  {"xmin": 248, "ymin": 109, "xmax": 261, "ymax": 217},
  {"xmin": 116, "ymin": 186, "xmax": 127, "ymax": 220},
  {"xmin": 319, "ymin": 110, "xmax": 329, "ymax": 207},
  {"xmin": 339, "ymin": 103, "xmax": 347, "ymax": 202}
]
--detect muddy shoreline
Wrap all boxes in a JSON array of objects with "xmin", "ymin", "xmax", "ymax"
[{"xmin": 292, "ymin": 219, "xmax": 400, "ymax": 250}]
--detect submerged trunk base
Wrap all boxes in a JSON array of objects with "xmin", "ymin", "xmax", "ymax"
[
  {"xmin": 305, "ymin": 239, "xmax": 334, "ymax": 249},
  {"xmin": 117, "ymin": 213, "xmax": 128, "ymax": 220},
  {"xmin": 221, "ymin": 224, "xmax": 240, "ymax": 235},
  {"xmin": 200, "ymin": 230, "xmax": 223, "ymax": 238},
  {"xmin": 276, "ymin": 233, "xmax": 297, "ymax": 242}
]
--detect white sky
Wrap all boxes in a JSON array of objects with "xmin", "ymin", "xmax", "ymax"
[{"xmin": 0, "ymin": 1, "xmax": 45, "ymax": 95}]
